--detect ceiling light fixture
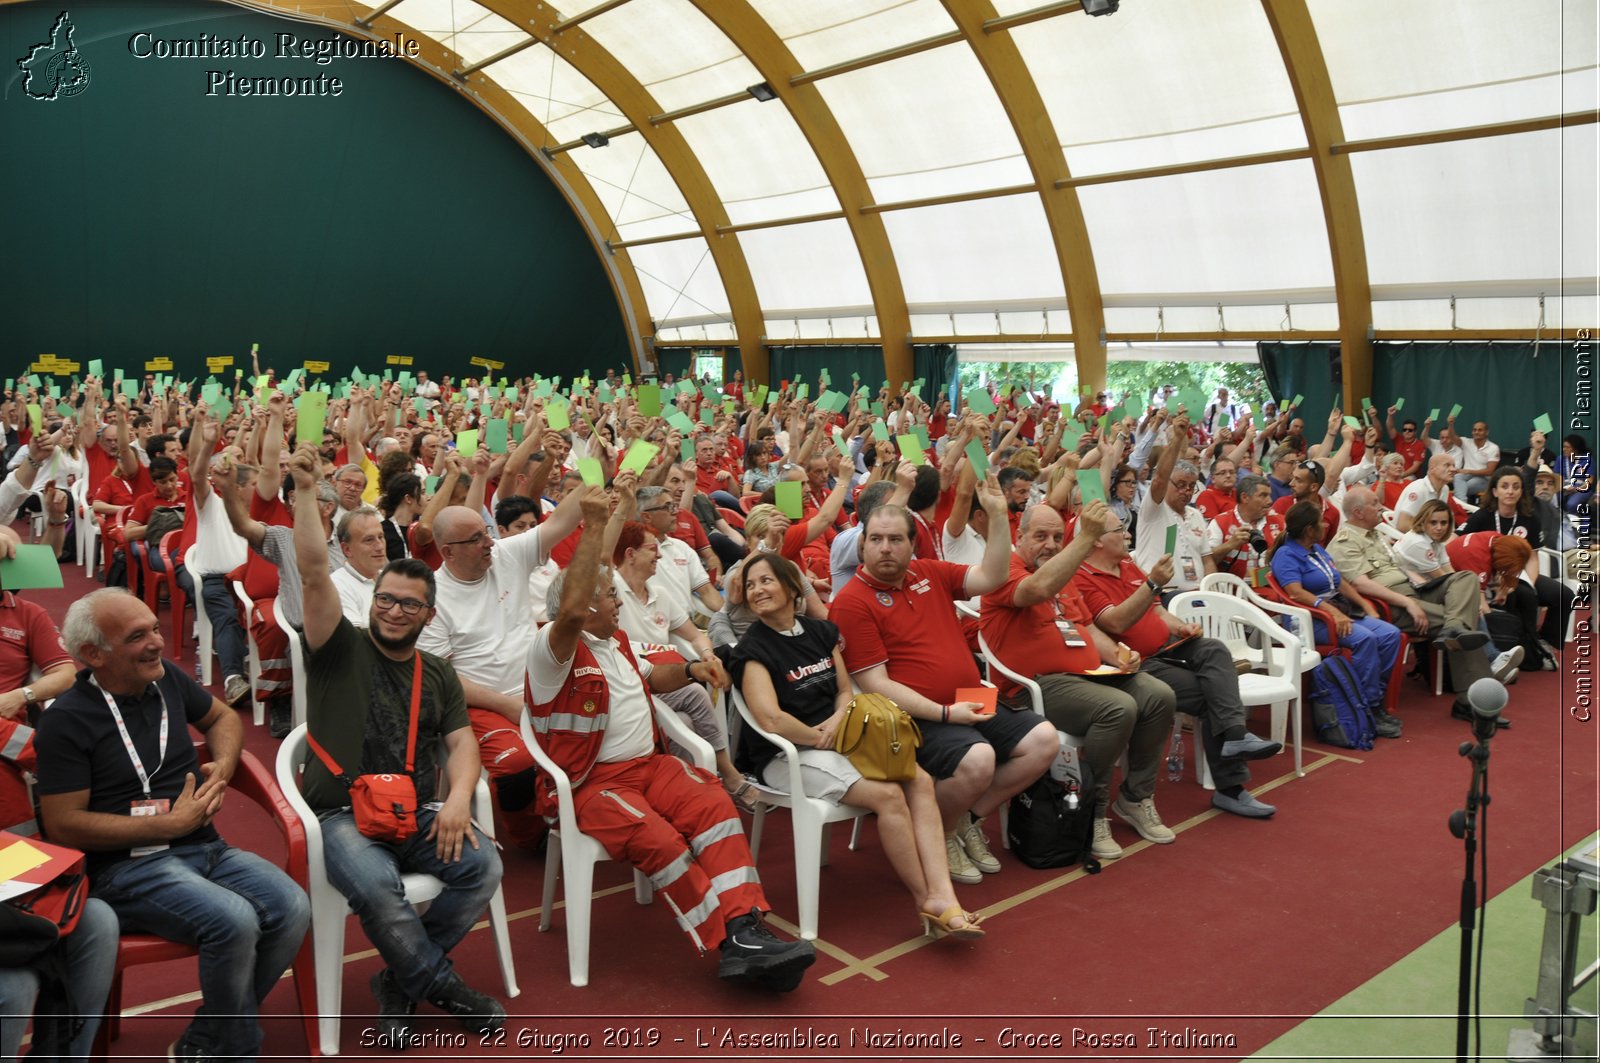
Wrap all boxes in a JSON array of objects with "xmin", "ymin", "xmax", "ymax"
[
  {"xmin": 747, "ymin": 82, "xmax": 777, "ymax": 102},
  {"xmin": 581, "ymin": 131, "xmax": 610, "ymax": 149}
]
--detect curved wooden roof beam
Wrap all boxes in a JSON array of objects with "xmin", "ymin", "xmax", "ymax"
[
  {"xmin": 1262, "ymin": 0, "xmax": 1373, "ymax": 411},
  {"xmin": 207, "ymin": 0, "xmax": 653, "ymax": 374},
  {"xmin": 684, "ymin": 0, "xmax": 915, "ymax": 392},
  {"xmin": 409, "ymin": 0, "xmax": 771, "ymax": 384},
  {"xmin": 941, "ymin": 0, "xmax": 1109, "ymax": 396}
]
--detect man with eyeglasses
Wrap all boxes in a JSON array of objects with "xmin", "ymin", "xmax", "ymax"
[
  {"xmin": 415, "ymin": 489, "xmax": 586, "ymax": 847},
  {"xmin": 289, "ymin": 446, "xmax": 506, "ymax": 1040},
  {"xmin": 1134, "ymin": 412, "xmax": 1212, "ymax": 597},
  {"xmin": 1265, "ymin": 446, "xmax": 1299, "ymax": 503}
]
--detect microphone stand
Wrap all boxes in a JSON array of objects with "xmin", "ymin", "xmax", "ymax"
[{"xmin": 1449, "ymin": 712, "xmax": 1496, "ymax": 1063}]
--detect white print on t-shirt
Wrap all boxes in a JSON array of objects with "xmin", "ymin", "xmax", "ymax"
[{"xmin": 909, "ymin": 578, "xmax": 931, "ymax": 596}]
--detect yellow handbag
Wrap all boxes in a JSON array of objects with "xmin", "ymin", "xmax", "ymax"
[{"xmin": 833, "ymin": 693, "xmax": 921, "ymax": 782}]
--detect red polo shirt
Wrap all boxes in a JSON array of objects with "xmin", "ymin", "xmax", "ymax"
[
  {"xmin": 831, "ymin": 558, "xmax": 980, "ymax": 704},
  {"xmin": 1070, "ymin": 557, "xmax": 1172, "ymax": 658},
  {"xmin": 1445, "ymin": 531, "xmax": 1498, "ymax": 593},
  {"xmin": 670, "ymin": 511, "xmax": 710, "ymax": 553},
  {"xmin": 1195, "ymin": 486, "xmax": 1234, "ymax": 521},
  {"xmin": 1271, "ymin": 493, "xmax": 1340, "ymax": 543},
  {"xmin": 0, "ymin": 592, "xmax": 72, "ymax": 694},
  {"xmin": 980, "ymin": 555, "xmax": 1102, "ymax": 699}
]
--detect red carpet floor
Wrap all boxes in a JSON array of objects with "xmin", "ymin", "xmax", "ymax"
[{"xmin": 15, "ymin": 560, "xmax": 1597, "ymax": 1061}]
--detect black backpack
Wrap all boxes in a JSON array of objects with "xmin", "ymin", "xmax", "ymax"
[{"xmin": 1006, "ymin": 758, "xmax": 1100, "ymax": 873}]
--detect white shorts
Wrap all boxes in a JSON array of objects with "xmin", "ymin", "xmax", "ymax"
[{"xmin": 759, "ymin": 747, "xmax": 862, "ymax": 805}]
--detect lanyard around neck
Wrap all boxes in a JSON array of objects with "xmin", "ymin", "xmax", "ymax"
[{"xmin": 92, "ymin": 674, "xmax": 169, "ymax": 799}]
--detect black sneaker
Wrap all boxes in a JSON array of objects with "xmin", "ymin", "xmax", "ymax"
[
  {"xmin": 426, "ymin": 972, "xmax": 506, "ymax": 1034},
  {"xmin": 268, "ymin": 700, "xmax": 292, "ymax": 739},
  {"xmin": 371, "ymin": 969, "xmax": 416, "ymax": 1047},
  {"xmin": 1372, "ymin": 710, "xmax": 1403, "ymax": 739},
  {"xmin": 717, "ymin": 910, "xmax": 816, "ymax": 991}
]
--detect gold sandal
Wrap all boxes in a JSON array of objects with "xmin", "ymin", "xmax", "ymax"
[
  {"xmin": 724, "ymin": 779, "xmax": 760, "ymax": 813},
  {"xmin": 921, "ymin": 906, "xmax": 985, "ymax": 940}
]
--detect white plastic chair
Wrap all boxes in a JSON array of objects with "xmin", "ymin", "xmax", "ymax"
[
  {"xmin": 274, "ymin": 596, "xmax": 310, "ymax": 731},
  {"xmin": 1167, "ymin": 591, "xmax": 1305, "ymax": 780},
  {"xmin": 1538, "ymin": 547, "xmax": 1580, "ymax": 643},
  {"xmin": 727, "ymin": 687, "xmax": 868, "ymax": 941},
  {"xmin": 231, "ymin": 582, "xmax": 265, "ymax": 726},
  {"xmin": 518, "ymin": 698, "xmax": 714, "ymax": 987},
  {"xmin": 192, "ymin": 593, "xmax": 215, "ymax": 690},
  {"xmin": 1200, "ymin": 573, "xmax": 1324, "ymax": 681},
  {"xmin": 72, "ymin": 479, "xmax": 98, "ymax": 577},
  {"xmin": 275, "ymin": 725, "xmax": 520, "ymax": 1055}
]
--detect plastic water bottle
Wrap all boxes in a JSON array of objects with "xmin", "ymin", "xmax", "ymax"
[{"xmin": 1166, "ymin": 727, "xmax": 1184, "ymax": 782}]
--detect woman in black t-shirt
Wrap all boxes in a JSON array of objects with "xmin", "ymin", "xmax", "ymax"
[
  {"xmin": 1462, "ymin": 467, "xmax": 1573, "ymax": 658},
  {"xmin": 727, "ymin": 553, "xmax": 983, "ymax": 941}
]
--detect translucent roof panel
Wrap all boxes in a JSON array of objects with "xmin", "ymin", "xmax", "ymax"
[
  {"xmin": 1008, "ymin": 0, "xmax": 1305, "ymax": 175},
  {"xmin": 737, "ymin": 219, "xmax": 874, "ymax": 316},
  {"xmin": 490, "ymin": 46, "xmax": 623, "ymax": 151},
  {"xmin": 580, "ymin": 0, "xmax": 763, "ymax": 113},
  {"xmin": 560, "ymin": 132, "xmax": 696, "ymax": 243},
  {"xmin": 880, "ymin": 196, "xmax": 1065, "ymax": 310},
  {"xmin": 626, "ymin": 238, "xmax": 733, "ymax": 326},
  {"xmin": 1337, "ymin": 69, "xmax": 1598, "ymax": 142},
  {"xmin": 389, "ymin": 0, "xmax": 527, "ymax": 66},
  {"xmin": 1311, "ymin": 0, "xmax": 1596, "ymax": 138},
  {"xmin": 816, "ymin": 43, "xmax": 1032, "ymax": 203},
  {"xmin": 1353, "ymin": 126, "xmax": 1596, "ymax": 288},
  {"xmin": 1078, "ymin": 160, "xmax": 1333, "ymax": 297},
  {"xmin": 746, "ymin": 0, "xmax": 956, "ymax": 73},
  {"xmin": 673, "ymin": 103, "xmax": 840, "ymax": 226}
]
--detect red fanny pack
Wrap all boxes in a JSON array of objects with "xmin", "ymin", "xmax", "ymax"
[{"xmin": 308, "ymin": 652, "xmax": 422, "ymax": 843}]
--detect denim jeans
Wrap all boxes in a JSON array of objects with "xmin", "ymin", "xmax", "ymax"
[
  {"xmin": 92, "ymin": 841, "xmax": 310, "ymax": 1060},
  {"xmin": 0, "ymin": 897, "xmax": 119, "ymax": 1061},
  {"xmin": 319, "ymin": 807, "xmax": 503, "ymax": 1003},
  {"xmin": 199, "ymin": 572, "xmax": 248, "ymax": 678}
]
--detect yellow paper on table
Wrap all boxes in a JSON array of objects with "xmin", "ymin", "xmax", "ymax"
[
  {"xmin": 0, "ymin": 838, "xmax": 50, "ymax": 883},
  {"xmin": 620, "ymin": 440, "xmax": 660, "ymax": 475},
  {"xmin": 578, "ymin": 456, "xmax": 605, "ymax": 487},
  {"xmin": 774, "ymin": 481, "xmax": 803, "ymax": 519}
]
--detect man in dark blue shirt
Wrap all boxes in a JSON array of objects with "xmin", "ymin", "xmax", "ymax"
[{"xmin": 34, "ymin": 588, "xmax": 308, "ymax": 1063}]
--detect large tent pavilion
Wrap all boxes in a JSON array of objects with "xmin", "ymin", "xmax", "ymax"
[{"xmin": 2, "ymin": 0, "xmax": 1596, "ymax": 1059}]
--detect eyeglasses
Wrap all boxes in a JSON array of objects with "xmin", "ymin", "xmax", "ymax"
[
  {"xmin": 373, "ymin": 592, "xmax": 429, "ymax": 616},
  {"xmin": 443, "ymin": 530, "xmax": 489, "ymax": 548},
  {"xmin": 1169, "ymin": 480, "xmax": 1197, "ymax": 494},
  {"xmin": 639, "ymin": 506, "xmax": 670, "ymax": 514}
]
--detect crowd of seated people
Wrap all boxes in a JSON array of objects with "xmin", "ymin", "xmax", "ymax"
[{"xmin": 0, "ymin": 355, "xmax": 1590, "ymax": 1052}]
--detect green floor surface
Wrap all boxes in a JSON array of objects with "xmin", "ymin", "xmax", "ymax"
[{"xmin": 1250, "ymin": 835, "xmax": 1600, "ymax": 1062}]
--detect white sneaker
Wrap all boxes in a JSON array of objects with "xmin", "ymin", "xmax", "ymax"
[
  {"xmin": 1111, "ymin": 794, "xmax": 1176, "ymax": 844},
  {"xmin": 957, "ymin": 813, "xmax": 1000, "ymax": 874},
  {"xmin": 223, "ymin": 674, "xmax": 250, "ymax": 706},
  {"xmin": 1090, "ymin": 818, "xmax": 1124, "ymax": 861},
  {"xmin": 945, "ymin": 833, "xmax": 982, "ymax": 885},
  {"xmin": 1491, "ymin": 647, "xmax": 1524, "ymax": 684}
]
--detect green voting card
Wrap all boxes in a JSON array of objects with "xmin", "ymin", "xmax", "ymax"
[
  {"xmin": 456, "ymin": 429, "xmax": 479, "ymax": 455},
  {"xmin": 578, "ymin": 457, "xmax": 604, "ymax": 487},
  {"xmin": 546, "ymin": 401, "xmax": 571, "ymax": 432},
  {"xmin": 0, "ymin": 545, "xmax": 63, "ymax": 590},
  {"xmin": 966, "ymin": 388, "xmax": 997, "ymax": 415},
  {"xmin": 636, "ymin": 384, "xmax": 662, "ymax": 418},
  {"xmin": 620, "ymin": 440, "xmax": 659, "ymax": 475},
  {"xmin": 753, "ymin": 385, "xmax": 768, "ymax": 408},
  {"xmin": 1290, "ymin": 394, "xmax": 1304, "ymax": 408},
  {"xmin": 774, "ymin": 481, "xmax": 803, "ymax": 519},
  {"xmin": 1344, "ymin": 416, "xmax": 1362, "ymax": 429},
  {"xmin": 296, "ymin": 392, "xmax": 329, "ymax": 445},
  {"xmin": 1164, "ymin": 523, "xmax": 1178, "ymax": 557},
  {"xmin": 1533, "ymin": 412, "xmax": 1554, "ymax": 434},
  {"xmin": 965, "ymin": 439, "xmax": 989, "ymax": 480},
  {"xmin": 1076, "ymin": 466, "xmax": 1106, "ymax": 505},
  {"xmin": 896, "ymin": 434, "xmax": 927, "ymax": 466},
  {"xmin": 1449, "ymin": 403, "xmax": 1463, "ymax": 420},
  {"xmin": 681, "ymin": 438, "xmax": 697, "ymax": 463},
  {"xmin": 1393, "ymin": 396, "xmax": 1405, "ymax": 411},
  {"xmin": 88, "ymin": 359, "xmax": 103, "ymax": 378},
  {"xmin": 832, "ymin": 429, "xmax": 851, "ymax": 459},
  {"xmin": 1428, "ymin": 407, "xmax": 1441, "ymax": 423},
  {"xmin": 870, "ymin": 419, "xmax": 892, "ymax": 443},
  {"xmin": 485, "ymin": 418, "xmax": 510, "ymax": 454},
  {"xmin": 665, "ymin": 410, "xmax": 694, "ymax": 434}
]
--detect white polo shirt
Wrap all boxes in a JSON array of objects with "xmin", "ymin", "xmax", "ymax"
[{"xmin": 417, "ymin": 524, "xmax": 551, "ymax": 696}]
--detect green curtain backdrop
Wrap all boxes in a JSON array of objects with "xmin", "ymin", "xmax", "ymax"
[
  {"xmin": 1258, "ymin": 340, "xmax": 1583, "ymax": 447},
  {"xmin": 766, "ymin": 344, "xmax": 956, "ymax": 405},
  {"xmin": 1, "ymin": 0, "xmax": 627, "ymax": 383}
]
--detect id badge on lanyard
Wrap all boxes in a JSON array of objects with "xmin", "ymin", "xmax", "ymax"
[
  {"xmin": 1053, "ymin": 600, "xmax": 1087, "ymax": 647},
  {"xmin": 94, "ymin": 676, "xmax": 172, "ymax": 857}
]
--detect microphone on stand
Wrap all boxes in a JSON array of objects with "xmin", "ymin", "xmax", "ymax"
[{"xmin": 1466, "ymin": 677, "xmax": 1508, "ymax": 742}]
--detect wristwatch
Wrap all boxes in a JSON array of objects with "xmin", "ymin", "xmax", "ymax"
[
  {"xmin": 21, "ymin": 686, "xmax": 37, "ymax": 707},
  {"xmin": 1145, "ymin": 578, "xmax": 1162, "ymax": 595}
]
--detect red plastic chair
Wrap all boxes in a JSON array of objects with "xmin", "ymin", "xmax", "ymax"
[
  {"xmin": 90, "ymin": 745, "xmax": 318, "ymax": 1058},
  {"xmin": 739, "ymin": 492, "xmax": 762, "ymax": 513},
  {"xmin": 155, "ymin": 530, "xmax": 191, "ymax": 652},
  {"xmin": 717, "ymin": 506, "xmax": 746, "ymax": 530}
]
